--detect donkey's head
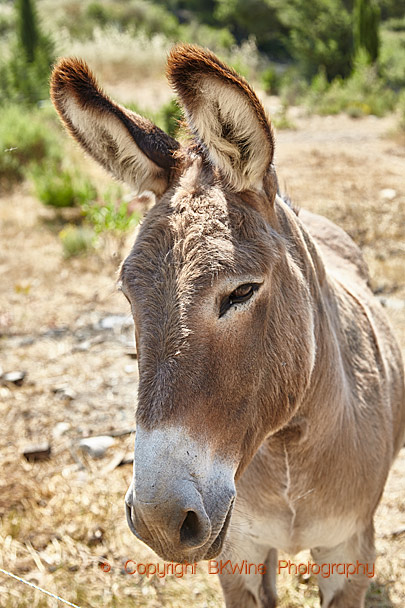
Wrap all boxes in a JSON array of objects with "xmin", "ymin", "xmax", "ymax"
[{"xmin": 51, "ymin": 45, "xmax": 316, "ymax": 563}]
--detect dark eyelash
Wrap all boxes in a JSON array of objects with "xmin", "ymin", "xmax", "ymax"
[{"xmin": 219, "ymin": 283, "xmax": 260, "ymax": 318}]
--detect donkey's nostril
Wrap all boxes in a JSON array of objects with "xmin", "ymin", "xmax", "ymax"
[{"xmin": 180, "ymin": 510, "xmax": 204, "ymax": 547}]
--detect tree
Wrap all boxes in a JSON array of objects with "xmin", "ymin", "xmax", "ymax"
[
  {"xmin": 277, "ymin": 0, "xmax": 354, "ymax": 80},
  {"xmin": 353, "ymin": 0, "xmax": 380, "ymax": 63},
  {"xmin": 0, "ymin": 0, "xmax": 54, "ymax": 105},
  {"xmin": 17, "ymin": 0, "xmax": 39, "ymax": 63}
]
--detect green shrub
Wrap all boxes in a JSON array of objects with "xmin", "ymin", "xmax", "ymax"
[
  {"xmin": 272, "ymin": 102, "xmax": 296, "ymax": 130},
  {"xmin": 0, "ymin": 105, "xmax": 60, "ymax": 189},
  {"xmin": 81, "ymin": 188, "xmax": 140, "ymax": 235},
  {"xmin": 277, "ymin": 0, "xmax": 353, "ymax": 81},
  {"xmin": 31, "ymin": 165, "xmax": 97, "ymax": 208},
  {"xmin": 380, "ymin": 25, "xmax": 405, "ymax": 89},
  {"xmin": 159, "ymin": 98, "xmax": 183, "ymax": 139},
  {"xmin": 0, "ymin": 48, "xmax": 52, "ymax": 105},
  {"xmin": 0, "ymin": 5, "xmax": 15, "ymax": 37},
  {"xmin": 378, "ymin": 0, "xmax": 405, "ymax": 21},
  {"xmin": 261, "ymin": 65, "xmax": 281, "ymax": 95},
  {"xmin": 304, "ymin": 54, "xmax": 397, "ymax": 117},
  {"xmin": 213, "ymin": 0, "xmax": 288, "ymax": 58},
  {"xmin": 180, "ymin": 21, "xmax": 235, "ymax": 53},
  {"xmin": 279, "ymin": 67, "xmax": 309, "ymax": 106},
  {"xmin": 398, "ymin": 91, "xmax": 405, "ymax": 132},
  {"xmin": 59, "ymin": 225, "xmax": 96, "ymax": 258}
]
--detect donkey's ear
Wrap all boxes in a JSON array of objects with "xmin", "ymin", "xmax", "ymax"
[
  {"xmin": 51, "ymin": 58, "xmax": 179, "ymax": 196},
  {"xmin": 167, "ymin": 44, "xmax": 274, "ymax": 192}
]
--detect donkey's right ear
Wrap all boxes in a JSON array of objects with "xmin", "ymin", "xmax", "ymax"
[{"xmin": 50, "ymin": 58, "xmax": 179, "ymax": 196}]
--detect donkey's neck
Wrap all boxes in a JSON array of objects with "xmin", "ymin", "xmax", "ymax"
[{"xmin": 274, "ymin": 197, "xmax": 352, "ymax": 436}]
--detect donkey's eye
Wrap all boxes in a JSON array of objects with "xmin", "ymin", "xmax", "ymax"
[
  {"xmin": 232, "ymin": 284, "xmax": 255, "ymax": 300},
  {"xmin": 219, "ymin": 283, "xmax": 260, "ymax": 318}
]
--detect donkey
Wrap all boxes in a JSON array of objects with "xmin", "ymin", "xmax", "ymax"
[{"xmin": 51, "ymin": 45, "xmax": 405, "ymax": 608}]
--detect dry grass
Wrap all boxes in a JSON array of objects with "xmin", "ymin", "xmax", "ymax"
[{"xmin": 0, "ymin": 109, "xmax": 404, "ymax": 607}]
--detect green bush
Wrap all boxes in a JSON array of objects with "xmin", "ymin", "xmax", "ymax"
[
  {"xmin": 180, "ymin": 21, "xmax": 235, "ymax": 53},
  {"xmin": 379, "ymin": 0, "xmax": 405, "ymax": 20},
  {"xmin": 277, "ymin": 0, "xmax": 354, "ymax": 81},
  {"xmin": 0, "ymin": 105, "xmax": 60, "ymax": 189},
  {"xmin": 272, "ymin": 102, "xmax": 296, "ymax": 130},
  {"xmin": 398, "ymin": 91, "xmax": 405, "ymax": 132},
  {"xmin": 380, "ymin": 24, "xmax": 405, "ymax": 89},
  {"xmin": 81, "ymin": 188, "xmax": 140, "ymax": 235},
  {"xmin": 0, "ymin": 5, "xmax": 15, "ymax": 37},
  {"xmin": 0, "ymin": 45, "xmax": 53, "ymax": 105},
  {"xmin": 261, "ymin": 65, "xmax": 281, "ymax": 95},
  {"xmin": 159, "ymin": 98, "xmax": 183, "ymax": 139},
  {"xmin": 279, "ymin": 67, "xmax": 309, "ymax": 106},
  {"xmin": 59, "ymin": 225, "xmax": 96, "ymax": 258},
  {"xmin": 31, "ymin": 165, "xmax": 97, "ymax": 208},
  {"xmin": 193, "ymin": 0, "xmax": 288, "ymax": 58},
  {"xmin": 304, "ymin": 53, "xmax": 397, "ymax": 117}
]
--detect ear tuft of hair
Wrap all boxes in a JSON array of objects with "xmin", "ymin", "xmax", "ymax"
[
  {"xmin": 51, "ymin": 57, "xmax": 101, "ymax": 110},
  {"xmin": 167, "ymin": 44, "xmax": 274, "ymax": 191},
  {"xmin": 51, "ymin": 58, "xmax": 120, "ymax": 146}
]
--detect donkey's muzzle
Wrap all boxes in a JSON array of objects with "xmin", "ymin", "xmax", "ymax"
[
  {"xmin": 126, "ymin": 481, "xmax": 214, "ymax": 557},
  {"xmin": 125, "ymin": 483, "xmax": 234, "ymax": 562},
  {"xmin": 124, "ymin": 424, "xmax": 236, "ymax": 562}
]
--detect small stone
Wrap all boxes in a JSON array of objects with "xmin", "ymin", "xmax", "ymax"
[
  {"xmin": 73, "ymin": 341, "xmax": 91, "ymax": 352},
  {"xmin": 52, "ymin": 385, "xmax": 76, "ymax": 400},
  {"xmin": 53, "ymin": 422, "xmax": 71, "ymax": 438},
  {"xmin": 88, "ymin": 526, "xmax": 105, "ymax": 546},
  {"xmin": 52, "ymin": 384, "xmax": 65, "ymax": 393},
  {"xmin": 19, "ymin": 337, "xmax": 35, "ymax": 346},
  {"xmin": 379, "ymin": 188, "xmax": 396, "ymax": 201},
  {"xmin": 99, "ymin": 315, "xmax": 133, "ymax": 330},
  {"xmin": 78, "ymin": 435, "xmax": 115, "ymax": 458},
  {"xmin": 43, "ymin": 326, "xmax": 69, "ymax": 340},
  {"xmin": 60, "ymin": 388, "xmax": 76, "ymax": 400},
  {"xmin": 2, "ymin": 371, "xmax": 26, "ymax": 386},
  {"xmin": 119, "ymin": 452, "xmax": 134, "ymax": 467},
  {"xmin": 23, "ymin": 442, "xmax": 51, "ymax": 462},
  {"xmin": 125, "ymin": 365, "xmax": 137, "ymax": 374},
  {"xmin": 0, "ymin": 387, "xmax": 10, "ymax": 399}
]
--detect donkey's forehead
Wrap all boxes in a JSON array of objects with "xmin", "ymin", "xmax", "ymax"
[{"xmin": 121, "ymin": 160, "xmax": 282, "ymax": 290}]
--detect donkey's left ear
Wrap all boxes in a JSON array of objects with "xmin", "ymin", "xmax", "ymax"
[{"xmin": 167, "ymin": 44, "xmax": 274, "ymax": 192}]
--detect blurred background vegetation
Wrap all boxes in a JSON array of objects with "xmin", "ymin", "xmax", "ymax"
[{"xmin": 0, "ymin": 0, "xmax": 405, "ymax": 256}]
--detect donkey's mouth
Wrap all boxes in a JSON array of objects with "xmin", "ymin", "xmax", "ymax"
[{"xmin": 204, "ymin": 498, "xmax": 234, "ymax": 560}]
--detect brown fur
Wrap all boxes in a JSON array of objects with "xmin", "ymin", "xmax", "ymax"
[{"xmin": 50, "ymin": 45, "xmax": 405, "ymax": 608}]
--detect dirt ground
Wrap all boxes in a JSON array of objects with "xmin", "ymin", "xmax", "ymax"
[{"xmin": 0, "ymin": 107, "xmax": 404, "ymax": 607}]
